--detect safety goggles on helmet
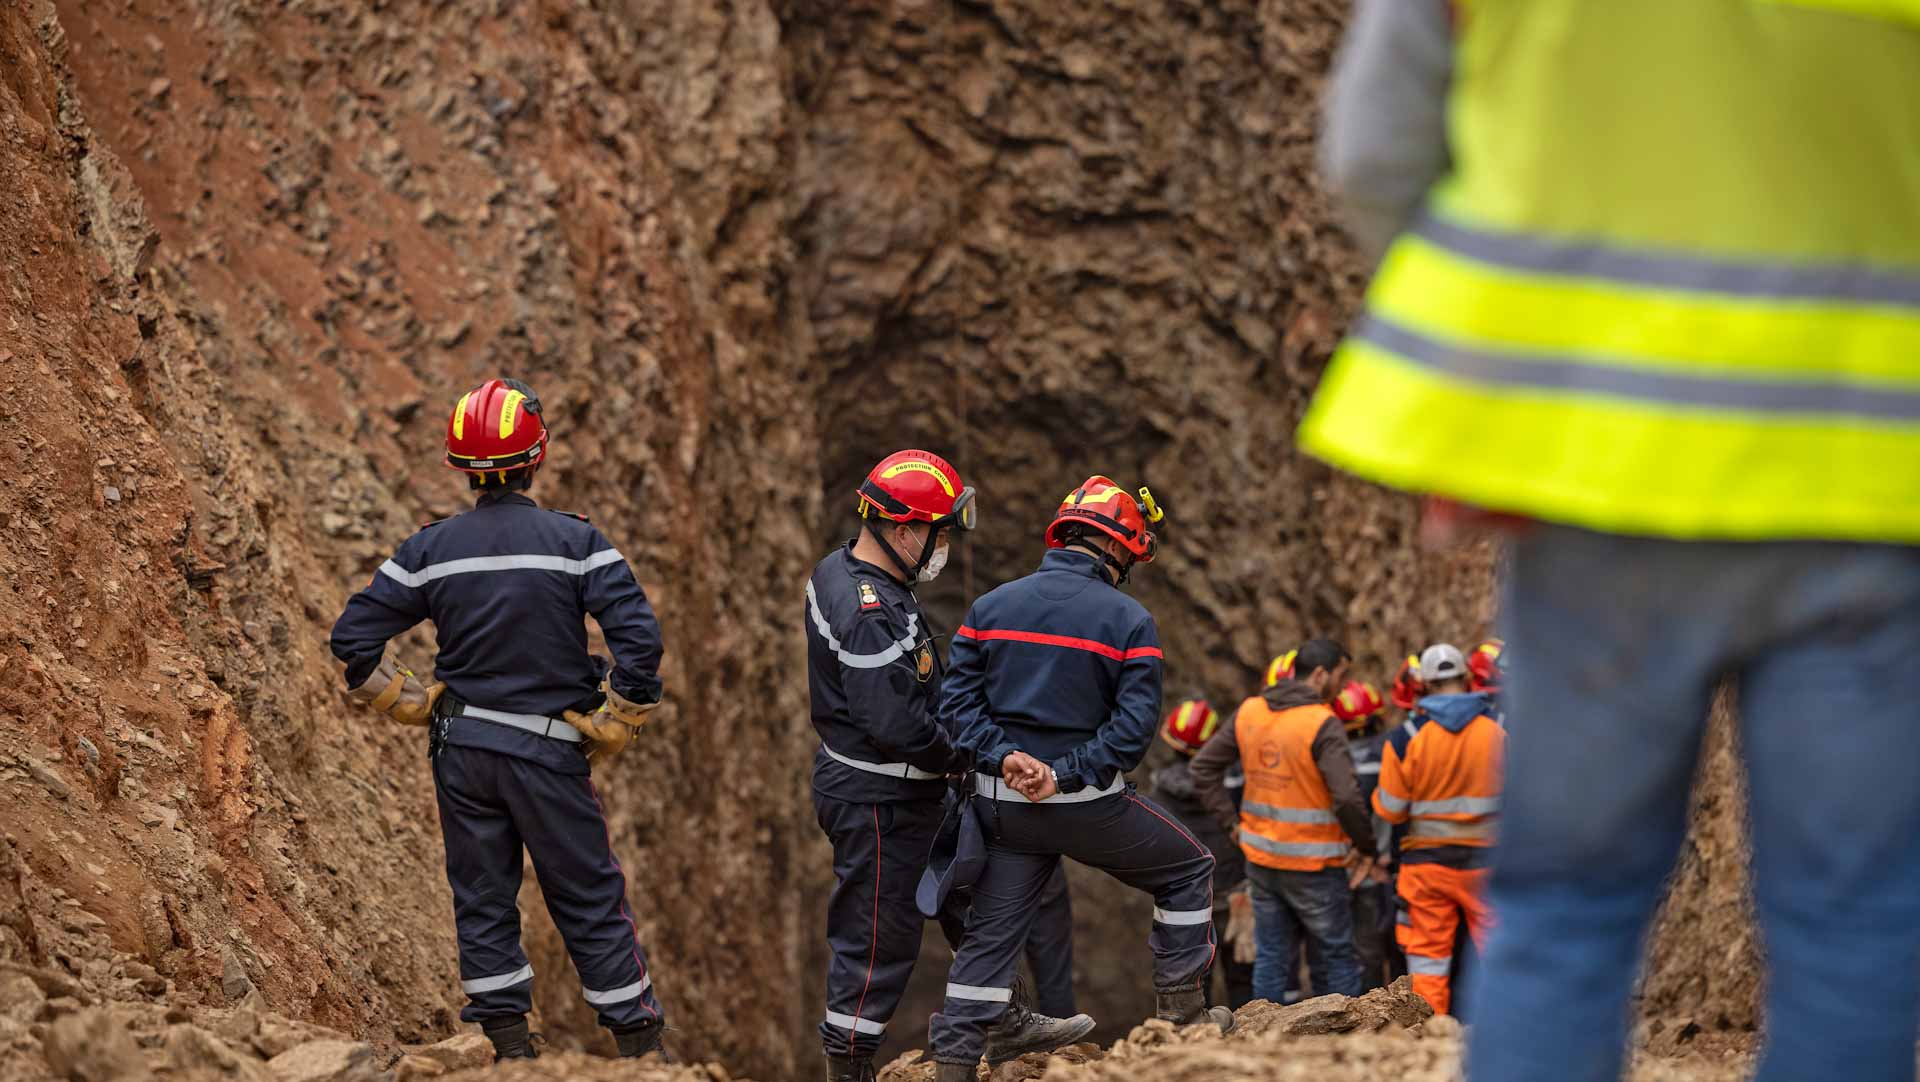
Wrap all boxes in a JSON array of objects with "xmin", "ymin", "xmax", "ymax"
[{"xmin": 858, "ymin": 478, "xmax": 978, "ymax": 532}]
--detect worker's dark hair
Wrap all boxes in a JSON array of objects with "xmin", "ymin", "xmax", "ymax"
[{"xmin": 1294, "ymin": 638, "xmax": 1351, "ymax": 679}]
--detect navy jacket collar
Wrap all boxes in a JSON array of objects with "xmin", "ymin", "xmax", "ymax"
[
  {"xmin": 1039, "ymin": 548, "xmax": 1112, "ymax": 583},
  {"xmin": 476, "ymin": 491, "xmax": 535, "ymax": 508}
]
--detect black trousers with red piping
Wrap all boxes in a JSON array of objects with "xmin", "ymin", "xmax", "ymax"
[
  {"xmin": 928, "ymin": 785, "xmax": 1216, "ymax": 1065},
  {"xmin": 816, "ymin": 794, "xmax": 966, "ymax": 1057},
  {"xmin": 433, "ymin": 744, "xmax": 663, "ymax": 1030}
]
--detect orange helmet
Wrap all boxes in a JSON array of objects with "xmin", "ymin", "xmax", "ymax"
[
  {"xmin": 1159, "ymin": 699, "xmax": 1218, "ymax": 754},
  {"xmin": 1390, "ymin": 654, "xmax": 1425, "ymax": 710},
  {"xmin": 1468, "ymin": 638, "xmax": 1506, "ymax": 693},
  {"xmin": 1047, "ymin": 476, "xmax": 1162, "ymax": 562},
  {"xmin": 1333, "ymin": 681, "xmax": 1385, "ymax": 730},
  {"xmin": 446, "ymin": 379, "xmax": 548, "ymax": 485},
  {"xmin": 1264, "ymin": 650, "xmax": 1297, "ymax": 688}
]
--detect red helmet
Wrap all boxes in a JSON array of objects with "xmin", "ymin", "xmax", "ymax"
[
  {"xmin": 1390, "ymin": 654, "xmax": 1425, "ymax": 710},
  {"xmin": 446, "ymin": 379, "xmax": 547, "ymax": 477},
  {"xmin": 1264, "ymin": 650, "xmax": 1297, "ymax": 688},
  {"xmin": 857, "ymin": 450, "xmax": 976, "ymax": 531},
  {"xmin": 1333, "ymin": 681, "xmax": 1385, "ymax": 730},
  {"xmin": 1468, "ymin": 638, "xmax": 1506, "ymax": 693},
  {"xmin": 1046, "ymin": 476, "xmax": 1162, "ymax": 561},
  {"xmin": 1159, "ymin": 699, "xmax": 1218, "ymax": 754}
]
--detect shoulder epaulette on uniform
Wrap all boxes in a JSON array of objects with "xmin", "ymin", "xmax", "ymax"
[{"xmin": 548, "ymin": 509, "xmax": 590, "ymax": 522}]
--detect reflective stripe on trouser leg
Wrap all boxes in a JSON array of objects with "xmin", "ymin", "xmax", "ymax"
[
  {"xmin": 814, "ymin": 794, "xmax": 947, "ymax": 1057},
  {"xmin": 433, "ymin": 747, "xmax": 534, "ymax": 1022},
  {"xmin": 1106, "ymin": 795, "xmax": 1218, "ymax": 992},
  {"xmin": 504, "ymin": 760, "xmax": 664, "ymax": 1028},
  {"xmin": 928, "ymin": 848, "xmax": 1061, "ymax": 1064}
]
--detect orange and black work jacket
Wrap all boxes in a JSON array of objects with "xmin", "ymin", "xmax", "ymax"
[
  {"xmin": 1375, "ymin": 691, "xmax": 1504, "ymax": 869},
  {"xmin": 1190, "ymin": 681, "xmax": 1376, "ymax": 872}
]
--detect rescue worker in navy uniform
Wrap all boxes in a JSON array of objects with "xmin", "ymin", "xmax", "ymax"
[
  {"xmin": 1332, "ymin": 680, "xmax": 1397, "ymax": 989},
  {"xmin": 330, "ymin": 379, "xmax": 668, "ymax": 1062},
  {"xmin": 808, "ymin": 450, "xmax": 1092, "ymax": 1082},
  {"xmin": 928, "ymin": 476, "xmax": 1235, "ymax": 1082}
]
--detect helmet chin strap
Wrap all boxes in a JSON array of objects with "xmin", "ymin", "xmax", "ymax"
[
  {"xmin": 1066, "ymin": 538, "xmax": 1133, "ymax": 585},
  {"xmin": 867, "ymin": 518, "xmax": 942, "ymax": 584}
]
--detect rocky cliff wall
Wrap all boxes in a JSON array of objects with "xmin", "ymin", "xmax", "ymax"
[{"xmin": 0, "ymin": 1, "xmax": 1754, "ymax": 1078}]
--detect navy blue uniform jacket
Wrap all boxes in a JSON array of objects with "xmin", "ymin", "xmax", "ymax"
[
  {"xmin": 805, "ymin": 542, "xmax": 958, "ymax": 803},
  {"xmin": 329, "ymin": 491, "xmax": 664, "ymax": 775},
  {"xmin": 941, "ymin": 549, "xmax": 1164, "ymax": 794}
]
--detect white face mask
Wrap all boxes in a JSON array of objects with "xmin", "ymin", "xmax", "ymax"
[{"xmin": 916, "ymin": 539, "xmax": 951, "ymax": 583}]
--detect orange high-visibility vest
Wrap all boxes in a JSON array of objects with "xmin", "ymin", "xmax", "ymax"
[
  {"xmin": 1375, "ymin": 713, "xmax": 1504, "ymax": 850},
  {"xmin": 1235, "ymin": 697, "xmax": 1350, "ymax": 872}
]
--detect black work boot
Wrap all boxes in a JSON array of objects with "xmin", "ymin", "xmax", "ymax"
[
  {"xmin": 612, "ymin": 1020, "xmax": 668, "ymax": 1060},
  {"xmin": 1156, "ymin": 983, "xmax": 1236, "ymax": 1034},
  {"xmin": 482, "ymin": 1016, "xmax": 538, "ymax": 1061},
  {"xmin": 825, "ymin": 1052, "xmax": 877, "ymax": 1081},
  {"xmin": 983, "ymin": 1001, "xmax": 1097, "ymax": 1065},
  {"xmin": 932, "ymin": 1061, "xmax": 977, "ymax": 1082}
]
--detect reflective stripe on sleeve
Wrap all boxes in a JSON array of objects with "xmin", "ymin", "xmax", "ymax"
[
  {"xmin": 824, "ymin": 1010, "xmax": 887, "ymax": 1035},
  {"xmin": 805, "ymin": 581, "xmax": 920, "ymax": 670},
  {"xmin": 1407, "ymin": 955, "xmax": 1452, "ymax": 977},
  {"xmin": 1410, "ymin": 795, "xmax": 1502, "ymax": 815},
  {"xmin": 1152, "ymin": 906, "xmax": 1214, "ymax": 927},
  {"xmin": 1356, "ymin": 762, "xmax": 1381, "ymax": 776},
  {"xmin": 1242, "ymin": 800, "xmax": 1338, "ymax": 824},
  {"xmin": 1375, "ymin": 789, "xmax": 1410, "ymax": 814},
  {"xmin": 1240, "ymin": 834, "xmax": 1350, "ymax": 860},
  {"xmin": 583, "ymin": 973, "xmax": 652, "ymax": 1005},
  {"xmin": 380, "ymin": 548, "xmax": 627, "ymax": 588},
  {"xmin": 945, "ymin": 983, "xmax": 1012, "ymax": 1003},
  {"xmin": 461, "ymin": 964, "xmax": 534, "ymax": 994}
]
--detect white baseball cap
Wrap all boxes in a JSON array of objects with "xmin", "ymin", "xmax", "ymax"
[{"xmin": 1420, "ymin": 643, "xmax": 1467, "ymax": 681}]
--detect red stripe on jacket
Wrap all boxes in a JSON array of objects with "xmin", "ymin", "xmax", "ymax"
[{"xmin": 954, "ymin": 625, "xmax": 1163, "ymax": 662}]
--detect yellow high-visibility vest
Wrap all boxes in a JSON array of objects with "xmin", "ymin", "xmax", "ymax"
[{"xmin": 1299, "ymin": 0, "xmax": 1920, "ymax": 542}]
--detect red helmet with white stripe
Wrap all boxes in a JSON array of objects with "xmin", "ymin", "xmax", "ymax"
[{"xmin": 446, "ymin": 378, "xmax": 547, "ymax": 485}]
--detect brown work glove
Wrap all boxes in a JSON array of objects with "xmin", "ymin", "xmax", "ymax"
[
  {"xmin": 348, "ymin": 655, "xmax": 444, "ymax": 726},
  {"xmin": 1225, "ymin": 885, "xmax": 1256, "ymax": 966},
  {"xmin": 563, "ymin": 680, "xmax": 660, "ymax": 767}
]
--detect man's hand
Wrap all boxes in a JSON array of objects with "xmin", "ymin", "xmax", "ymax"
[
  {"xmin": 1225, "ymin": 887, "xmax": 1256, "ymax": 965},
  {"xmin": 999, "ymin": 751, "xmax": 1057, "ymax": 801},
  {"xmin": 565, "ymin": 708, "xmax": 637, "ymax": 767},
  {"xmin": 1346, "ymin": 854, "xmax": 1386, "ymax": 889},
  {"xmin": 1015, "ymin": 768, "xmax": 1058, "ymax": 802},
  {"xmin": 1001, "ymin": 750, "xmax": 1045, "ymax": 788}
]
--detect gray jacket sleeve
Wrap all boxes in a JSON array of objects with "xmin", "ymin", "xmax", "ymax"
[
  {"xmin": 1311, "ymin": 717, "xmax": 1379, "ymax": 858},
  {"xmin": 1319, "ymin": 0, "xmax": 1455, "ymax": 264}
]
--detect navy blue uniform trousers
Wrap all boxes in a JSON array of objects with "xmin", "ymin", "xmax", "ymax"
[
  {"xmin": 434, "ymin": 744, "xmax": 662, "ymax": 1028},
  {"xmin": 815, "ymin": 793, "xmax": 1079, "ymax": 1057},
  {"xmin": 929, "ymin": 785, "xmax": 1216, "ymax": 1063}
]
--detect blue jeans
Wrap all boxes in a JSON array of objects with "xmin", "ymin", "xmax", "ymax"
[
  {"xmin": 1246, "ymin": 864, "xmax": 1363, "ymax": 1001},
  {"xmin": 1469, "ymin": 527, "xmax": 1920, "ymax": 1082}
]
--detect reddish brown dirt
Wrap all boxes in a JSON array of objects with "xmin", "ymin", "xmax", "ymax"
[{"xmin": 0, "ymin": 0, "xmax": 1757, "ymax": 1078}]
